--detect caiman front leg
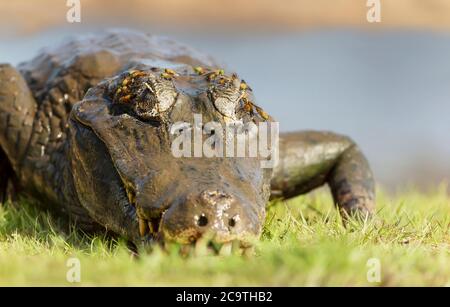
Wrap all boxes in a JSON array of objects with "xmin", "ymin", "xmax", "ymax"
[
  {"xmin": 0, "ymin": 64, "xmax": 37, "ymax": 204},
  {"xmin": 271, "ymin": 131, "xmax": 375, "ymax": 217}
]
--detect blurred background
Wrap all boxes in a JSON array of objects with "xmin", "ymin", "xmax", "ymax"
[{"xmin": 1, "ymin": 0, "xmax": 450, "ymax": 189}]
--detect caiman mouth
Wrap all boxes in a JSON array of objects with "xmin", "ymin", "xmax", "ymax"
[
  {"xmin": 136, "ymin": 211, "xmax": 165, "ymax": 239},
  {"xmin": 133, "ymin": 207, "xmax": 255, "ymax": 256},
  {"xmin": 122, "ymin": 185, "xmax": 254, "ymax": 256},
  {"xmin": 120, "ymin": 182, "xmax": 166, "ymax": 240},
  {"xmin": 163, "ymin": 236, "xmax": 255, "ymax": 257}
]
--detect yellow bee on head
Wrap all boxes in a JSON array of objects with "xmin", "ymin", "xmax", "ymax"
[
  {"xmin": 239, "ymin": 79, "xmax": 252, "ymax": 92},
  {"xmin": 164, "ymin": 68, "xmax": 178, "ymax": 76},
  {"xmin": 193, "ymin": 66, "xmax": 204, "ymax": 75}
]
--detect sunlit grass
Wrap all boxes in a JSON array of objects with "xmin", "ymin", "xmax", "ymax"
[{"xmin": 0, "ymin": 185, "xmax": 449, "ymax": 286}]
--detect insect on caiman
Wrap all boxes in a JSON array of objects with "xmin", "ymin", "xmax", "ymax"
[{"xmin": 0, "ymin": 30, "xmax": 375, "ymax": 255}]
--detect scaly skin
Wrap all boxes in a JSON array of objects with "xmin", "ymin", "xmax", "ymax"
[{"xmin": 0, "ymin": 30, "xmax": 375, "ymax": 251}]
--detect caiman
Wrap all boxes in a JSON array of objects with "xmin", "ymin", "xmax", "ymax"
[{"xmin": 0, "ymin": 30, "xmax": 375, "ymax": 254}]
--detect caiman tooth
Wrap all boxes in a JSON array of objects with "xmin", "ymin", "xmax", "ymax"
[
  {"xmin": 194, "ymin": 237, "xmax": 209, "ymax": 257},
  {"xmin": 242, "ymin": 246, "xmax": 255, "ymax": 257},
  {"xmin": 139, "ymin": 218, "xmax": 149, "ymax": 237},
  {"xmin": 231, "ymin": 240, "xmax": 241, "ymax": 255},
  {"xmin": 148, "ymin": 221, "xmax": 154, "ymax": 234},
  {"xmin": 148, "ymin": 217, "xmax": 162, "ymax": 234},
  {"xmin": 180, "ymin": 244, "xmax": 193, "ymax": 257},
  {"xmin": 219, "ymin": 242, "xmax": 232, "ymax": 256}
]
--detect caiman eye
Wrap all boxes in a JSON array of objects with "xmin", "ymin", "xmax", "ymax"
[
  {"xmin": 112, "ymin": 70, "xmax": 178, "ymax": 121},
  {"xmin": 208, "ymin": 74, "xmax": 242, "ymax": 120}
]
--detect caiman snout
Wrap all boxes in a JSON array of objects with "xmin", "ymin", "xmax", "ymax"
[
  {"xmin": 159, "ymin": 189, "xmax": 261, "ymax": 250},
  {"xmin": 193, "ymin": 190, "xmax": 240, "ymax": 232}
]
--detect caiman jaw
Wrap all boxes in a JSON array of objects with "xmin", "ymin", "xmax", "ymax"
[
  {"xmin": 176, "ymin": 238, "xmax": 255, "ymax": 257},
  {"xmin": 129, "ymin": 185, "xmax": 260, "ymax": 255},
  {"xmin": 135, "ymin": 209, "xmax": 255, "ymax": 256},
  {"xmin": 120, "ymin": 179, "xmax": 163, "ymax": 240},
  {"xmin": 137, "ymin": 214, "xmax": 164, "ymax": 238}
]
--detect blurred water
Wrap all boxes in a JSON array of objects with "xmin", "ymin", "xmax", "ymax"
[{"xmin": 1, "ymin": 28, "xmax": 450, "ymax": 187}]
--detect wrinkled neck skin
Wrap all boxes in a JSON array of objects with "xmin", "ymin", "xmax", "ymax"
[{"xmin": 69, "ymin": 63, "xmax": 274, "ymax": 246}]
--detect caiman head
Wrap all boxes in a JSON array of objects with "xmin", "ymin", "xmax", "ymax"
[{"xmin": 69, "ymin": 64, "xmax": 277, "ymax": 254}]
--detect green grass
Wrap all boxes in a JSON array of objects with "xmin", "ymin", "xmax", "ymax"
[{"xmin": 0, "ymin": 185, "xmax": 449, "ymax": 286}]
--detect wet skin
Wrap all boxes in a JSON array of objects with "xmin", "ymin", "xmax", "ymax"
[{"xmin": 0, "ymin": 31, "xmax": 374, "ymax": 252}]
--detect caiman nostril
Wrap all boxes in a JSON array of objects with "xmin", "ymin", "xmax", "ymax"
[
  {"xmin": 197, "ymin": 214, "xmax": 208, "ymax": 227},
  {"xmin": 228, "ymin": 217, "xmax": 237, "ymax": 228}
]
